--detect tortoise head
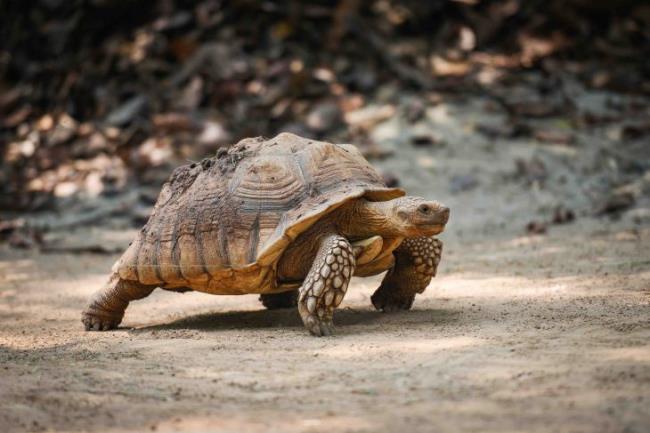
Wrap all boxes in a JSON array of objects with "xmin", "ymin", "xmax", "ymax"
[
  {"xmin": 391, "ymin": 196, "xmax": 449, "ymax": 237},
  {"xmin": 352, "ymin": 196, "xmax": 449, "ymax": 238}
]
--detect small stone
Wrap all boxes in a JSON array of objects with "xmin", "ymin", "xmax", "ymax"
[
  {"xmin": 333, "ymin": 276, "xmax": 343, "ymax": 289},
  {"xmin": 336, "ymin": 255, "xmax": 343, "ymax": 264},
  {"xmin": 325, "ymin": 291, "xmax": 335, "ymax": 306},
  {"xmin": 343, "ymin": 266, "xmax": 351, "ymax": 278},
  {"xmin": 414, "ymin": 257, "xmax": 423, "ymax": 265},
  {"xmin": 426, "ymin": 258, "xmax": 434, "ymax": 267},
  {"xmin": 333, "ymin": 247, "xmax": 341, "ymax": 255},
  {"xmin": 335, "ymin": 292, "xmax": 344, "ymax": 305},
  {"xmin": 332, "ymin": 263, "xmax": 339, "ymax": 271},
  {"xmin": 326, "ymin": 254, "xmax": 335, "ymax": 264},
  {"xmin": 321, "ymin": 266, "xmax": 331, "ymax": 278}
]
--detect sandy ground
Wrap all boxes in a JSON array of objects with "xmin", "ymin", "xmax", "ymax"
[
  {"xmin": 2, "ymin": 95, "xmax": 649, "ymax": 433},
  {"xmin": 1, "ymin": 219, "xmax": 649, "ymax": 433}
]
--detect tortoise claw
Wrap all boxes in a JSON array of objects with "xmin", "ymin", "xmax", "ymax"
[
  {"xmin": 82, "ymin": 310, "xmax": 121, "ymax": 332},
  {"xmin": 305, "ymin": 316, "xmax": 334, "ymax": 337}
]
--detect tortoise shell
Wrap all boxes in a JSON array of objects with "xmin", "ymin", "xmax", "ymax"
[{"xmin": 113, "ymin": 133, "xmax": 404, "ymax": 294}]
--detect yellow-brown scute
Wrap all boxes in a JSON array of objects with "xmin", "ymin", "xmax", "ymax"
[{"xmin": 114, "ymin": 133, "xmax": 404, "ymax": 293}]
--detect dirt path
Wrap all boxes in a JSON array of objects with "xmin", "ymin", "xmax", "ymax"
[{"xmin": 1, "ymin": 218, "xmax": 648, "ymax": 433}]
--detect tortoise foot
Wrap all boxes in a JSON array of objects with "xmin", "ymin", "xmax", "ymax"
[
  {"xmin": 81, "ymin": 308, "xmax": 123, "ymax": 331},
  {"xmin": 303, "ymin": 315, "xmax": 335, "ymax": 337},
  {"xmin": 81, "ymin": 275, "xmax": 155, "ymax": 332},
  {"xmin": 371, "ymin": 287, "xmax": 415, "ymax": 313}
]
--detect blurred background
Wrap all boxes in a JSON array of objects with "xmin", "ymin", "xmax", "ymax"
[{"xmin": 0, "ymin": 0, "xmax": 648, "ymax": 250}]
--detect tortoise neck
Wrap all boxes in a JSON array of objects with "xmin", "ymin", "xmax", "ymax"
[{"xmin": 336, "ymin": 199, "xmax": 401, "ymax": 239}]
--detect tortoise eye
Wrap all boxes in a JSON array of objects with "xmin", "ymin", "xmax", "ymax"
[{"xmin": 418, "ymin": 204, "xmax": 431, "ymax": 214}]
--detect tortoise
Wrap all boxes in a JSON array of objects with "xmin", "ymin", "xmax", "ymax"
[{"xmin": 82, "ymin": 133, "xmax": 449, "ymax": 336}]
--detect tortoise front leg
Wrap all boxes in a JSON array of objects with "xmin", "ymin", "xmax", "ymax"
[
  {"xmin": 298, "ymin": 234, "xmax": 355, "ymax": 336},
  {"xmin": 82, "ymin": 273, "xmax": 156, "ymax": 331},
  {"xmin": 371, "ymin": 236, "xmax": 442, "ymax": 312}
]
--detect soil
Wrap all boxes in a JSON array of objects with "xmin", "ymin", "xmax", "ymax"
[{"xmin": 1, "ymin": 95, "xmax": 649, "ymax": 433}]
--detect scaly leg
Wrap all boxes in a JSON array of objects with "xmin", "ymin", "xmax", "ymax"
[
  {"xmin": 371, "ymin": 236, "xmax": 442, "ymax": 312},
  {"xmin": 298, "ymin": 235, "xmax": 355, "ymax": 336},
  {"xmin": 82, "ymin": 273, "xmax": 156, "ymax": 331}
]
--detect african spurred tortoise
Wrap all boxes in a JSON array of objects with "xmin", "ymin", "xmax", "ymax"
[{"xmin": 82, "ymin": 133, "xmax": 449, "ymax": 336}]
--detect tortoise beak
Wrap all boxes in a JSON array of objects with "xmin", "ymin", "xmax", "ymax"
[
  {"xmin": 412, "ymin": 202, "xmax": 449, "ymax": 236},
  {"xmin": 417, "ymin": 202, "xmax": 450, "ymax": 226},
  {"xmin": 436, "ymin": 205, "xmax": 450, "ymax": 225}
]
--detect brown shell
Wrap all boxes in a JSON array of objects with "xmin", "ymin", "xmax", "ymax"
[{"xmin": 114, "ymin": 133, "xmax": 404, "ymax": 294}]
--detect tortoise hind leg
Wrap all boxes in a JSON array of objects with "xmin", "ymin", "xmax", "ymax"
[
  {"xmin": 371, "ymin": 236, "xmax": 442, "ymax": 312},
  {"xmin": 82, "ymin": 273, "xmax": 156, "ymax": 331},
  {"xmin": 259, "ymin": 290, "xmax": 298, "ymax": 310},
  {"xmin": 298, "ymin": 234, "xmax": 355, "ymax": 337}
]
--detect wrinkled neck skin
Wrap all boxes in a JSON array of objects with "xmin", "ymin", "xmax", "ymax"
[{"xmin": 335, "ymin": 199, "xmax": 404, "ymax": 239}]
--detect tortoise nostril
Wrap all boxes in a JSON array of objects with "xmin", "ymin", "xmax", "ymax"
[{"xmin": 439, "ymin": 206, "xmax": 450, "ymax": 223}]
